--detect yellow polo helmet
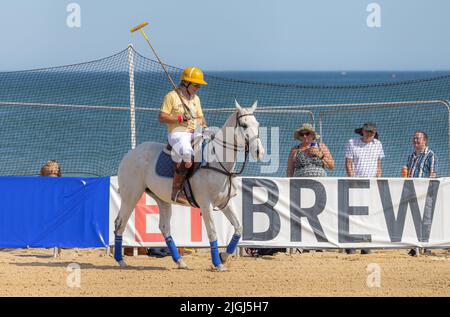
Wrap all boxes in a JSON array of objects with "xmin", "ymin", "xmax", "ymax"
[{"xmin": 180, "ymin": 67, "xmax": 208, "ymax": 85}]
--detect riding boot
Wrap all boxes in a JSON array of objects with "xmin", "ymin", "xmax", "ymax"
[{"xmin": 171, "ymin": 162, "xmax": 189, "ymax": 205}]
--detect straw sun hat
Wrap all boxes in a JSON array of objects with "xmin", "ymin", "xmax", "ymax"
[{"xmin": 294, "ymin": 123, "xmax": 320, "ymax": 141}]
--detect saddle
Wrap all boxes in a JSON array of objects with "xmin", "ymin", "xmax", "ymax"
[{"xmin": 155, "ymin": 139, "xmax": 208, "ymax": 208}]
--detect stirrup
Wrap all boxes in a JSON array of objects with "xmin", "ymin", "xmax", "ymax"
[{"xmin": 172, "ymin": 190, "xmax": 189, "ymax": 204}]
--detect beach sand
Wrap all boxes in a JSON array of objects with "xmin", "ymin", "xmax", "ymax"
[{"xmin": 0, "ymin": 248, "xmax": 449, "ymax": 297}]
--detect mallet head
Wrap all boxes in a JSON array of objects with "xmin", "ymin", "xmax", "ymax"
[{"xmin": 130, "ymin": 22, "xmax": 149, "ymax": 33}]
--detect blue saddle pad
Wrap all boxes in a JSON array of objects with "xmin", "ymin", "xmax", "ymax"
[
  {"xmin": 155, "ymin": 140, "xmax": 209, "ymax": 178},
  {"xmin": 155, "ymin": 151, "xmax": 174, "ymax": 178}
]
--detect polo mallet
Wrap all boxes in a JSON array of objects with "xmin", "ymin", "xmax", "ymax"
[{"xmin": 130, "ymin": 22, "xmax": 195, "ymax": 119}]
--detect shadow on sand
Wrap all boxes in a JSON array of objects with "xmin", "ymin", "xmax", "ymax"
[{"xmin": 10, "ymin": 261, "xmax": 168, "ymax": 271}]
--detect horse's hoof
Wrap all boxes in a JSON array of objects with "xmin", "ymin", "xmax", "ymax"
[
  {"xmin": 117, "ymin": 260, "xmax": 127, "ymax": 269},
  {"xmin": 177, "ymin": 259, "xmax": 188, "ymax": 269},
  {"xmin": 211, "ymin": 264, "xmax": 228, "ymax": 272},
  {"xmin": 220, "ymin": 252, "xmax": 230, "ymax": 264}
]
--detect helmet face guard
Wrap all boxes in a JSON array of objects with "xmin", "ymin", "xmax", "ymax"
[{"xmin": 180, "ymin": 67, "xmax": 208, "ymax": 85}]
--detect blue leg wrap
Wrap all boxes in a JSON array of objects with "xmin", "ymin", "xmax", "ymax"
[
  {"xmin": 165, "ymin": 236, "xmax": 181, "ymax": 263},
  {"xmin": 210, "ymin": 240, "xmax": 221, "ymax": 267},
  {"xmin": 226, "ymin": 234, "xmax": 241, "ymax": 254},
  {"xmin": 114, "ymin": 235, "xmax": 123, "ymax": 262}
]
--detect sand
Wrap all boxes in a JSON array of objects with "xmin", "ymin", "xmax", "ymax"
[{"xmin": 0, "ymin": 248, "xmax": 449, "ymax": 297}]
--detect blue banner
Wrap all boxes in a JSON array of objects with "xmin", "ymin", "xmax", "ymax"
[{"xmin": 0, "ymin": 177, "xmax": 110, "ymax": 248}]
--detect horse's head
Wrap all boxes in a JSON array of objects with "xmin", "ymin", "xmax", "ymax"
[{"xmin": 235, "ymin": 100, "xmax": 265, "ymax": 161}]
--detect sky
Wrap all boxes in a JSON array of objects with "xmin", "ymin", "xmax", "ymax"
[{"xmin": 0, "ymin": 0, "xmax": 449, "ymax": 71}]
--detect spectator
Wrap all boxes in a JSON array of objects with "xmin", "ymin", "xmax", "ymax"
[
  {"xmin": 345, "ymin": 122, "xmax": 384, "ymax": 178},
  {"xmin": 344, "ymin": 122, "xmax": 385, "ymax": 255},
  {"xmin": 286, "ymin": 123, "xmax": 334, "ymax": 254},
  {"xmin": 406, "ymin": 131, "xmax": 437, "ymax": 178},
  {"xmin": 287, "ymin": 123, "xmax": 335, "ymax": 177},
  {"xmin": 39, "ymin": 160, "xmax": 62, "ymax": 257},
  {"xmin": 39, "ymin": 160, "xmax": 61, "ymax": 177},
  {"xmin": 405, "ymin": 131, "xmax": 437, "ymax": 257}
]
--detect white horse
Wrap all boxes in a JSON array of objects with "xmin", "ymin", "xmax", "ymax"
[{"xmin": 113, "ymin": 101, "xmax": 265, "ymax": 271}]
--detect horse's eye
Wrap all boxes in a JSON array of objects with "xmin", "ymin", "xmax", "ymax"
[{"xmin": 241, "ymin": 123, "xmax": 248, "ymax": 129}]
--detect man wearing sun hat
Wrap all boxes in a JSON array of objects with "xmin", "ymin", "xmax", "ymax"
[
  {"xmin": 345, "ymin": 122, "xmax": 384, "ymax": 178},
  {"xmin": 344, "ymin": 122, "xmax": 384, "ymax": 255}
]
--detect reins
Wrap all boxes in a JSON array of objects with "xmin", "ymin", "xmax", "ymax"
[{"xmin": 201, "ymin": 112, "xmax": 258, "ymax": 210}]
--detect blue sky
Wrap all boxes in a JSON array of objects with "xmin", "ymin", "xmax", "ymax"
[{"xmin": 0, "ymin": 0, "xmax": 449, "ymax": 71}]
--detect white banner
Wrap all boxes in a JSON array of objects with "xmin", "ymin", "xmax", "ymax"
[
  {"xmin": 109, "ymin": 176, "xmax": 450, "ymax": 248},
  {"xmin": 109, "ymin": 177, "xmax": 234, "ymax": 247}
]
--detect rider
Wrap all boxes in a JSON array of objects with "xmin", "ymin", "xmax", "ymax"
[{"xmin": 159, "ymin": 67, "xmax": 208, "ymax": 205}]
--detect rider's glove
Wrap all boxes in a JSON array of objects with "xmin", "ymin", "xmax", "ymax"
[{"xmin": 177, "ymin": 112, "xmax": 192, "ymax": 123}]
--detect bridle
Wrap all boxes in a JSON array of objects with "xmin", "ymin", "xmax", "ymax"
[
  {"xmin": 202, "ymin": 111, "xmax": 260, "ymax": 210},
  {"xmin": 205, "ymin": 112, "xmax": 259, "ymax": 176}
]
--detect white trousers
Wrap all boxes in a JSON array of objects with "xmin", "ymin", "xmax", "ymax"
[{"xmin": 168, "ymin": 131, "xmax": 202, "ymax": 163}]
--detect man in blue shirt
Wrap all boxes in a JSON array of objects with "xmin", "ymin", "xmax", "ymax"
[
  {"xmin": 406, "ymin": 131, "xmax": 437, "ymax": 178},
  {"xmin": 406, "ymin": 130, "xmax": 437, "ymax": 257}
]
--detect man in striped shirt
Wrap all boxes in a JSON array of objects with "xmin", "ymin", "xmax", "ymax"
[
  {"xmin": 406, "ymin": 130, "xmax": 437, "ymax": 257},
  {"xmin": 406, "ymin": 131, "xmax": 437, "ymax": 178}
]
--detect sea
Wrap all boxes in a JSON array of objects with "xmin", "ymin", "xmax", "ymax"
[
  {"xmin": 208, "ymin": 70, "xmax": 448, "ymax": 85},
  {"xmin": 0, "ymin": 69, "xmax": 449, "ymax": 177}
]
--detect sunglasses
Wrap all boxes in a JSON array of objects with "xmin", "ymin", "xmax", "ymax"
[
  {"xmin": 299, "ymin": 131, "xmax": 311, "ymax": 136},
  {"xmin": 191, "ymin": 84, "xmax": 201, "ymax": 88}
]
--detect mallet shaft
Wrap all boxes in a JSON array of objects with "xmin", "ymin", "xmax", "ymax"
[
  {"xmin": 139, "ymin": 29, "xmax": 177, "ymax": 90},
  {"xmin": 130, "ymin": 21, "xmax": 195, "ymax": 119}
]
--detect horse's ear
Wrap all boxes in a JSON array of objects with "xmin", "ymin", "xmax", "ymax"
[
  {"xmin": 235, "ymin": 100, "xmax": 242, "ymax": 111},
  {"xmin": 251, "ymin": 101, "xmax": 258, "ymax": 112}
]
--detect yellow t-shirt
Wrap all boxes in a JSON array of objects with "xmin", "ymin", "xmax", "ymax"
[{"xmin": 160, "ymin": 90, "xmax": 204, "ymax": 133}]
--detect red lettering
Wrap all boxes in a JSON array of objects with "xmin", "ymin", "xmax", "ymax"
[
  {"xmin": 190, "ymin": 208, "xmax": 202, "ymax": 242},
  {"xmin": 135, "ymin": 193, "xmax": 165, "ymax": 242},
  {"xmin": 134, "ymin": 193, "xmax": 203, "ymax": 243}
]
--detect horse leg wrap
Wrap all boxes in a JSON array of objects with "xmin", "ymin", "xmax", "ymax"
[
  {"xmin": 210, "ymin": 240, "xmax": 221, "ymax": 267},
  {"xmin": 114, "ymin": 235, "xmax": 123, "ymax": 262},
  {"xmin": 165, "ymin": 236, "xmax": 181, "ymax": 263},
  {"xmin": 226, "ymin": 234, "xmax": 241, "ymax": 254}
]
